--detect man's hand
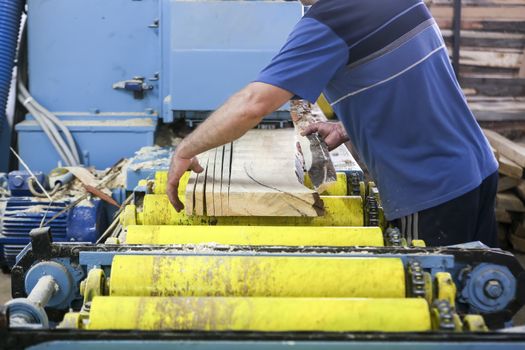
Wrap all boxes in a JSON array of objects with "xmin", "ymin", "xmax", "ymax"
[
  {"xmin": 301, "ymin": 122, "xmax": 349, "ymax": 151},
  {"xmin": 167, "ymin": 154, "xmax": 204, "ymax": 212}
]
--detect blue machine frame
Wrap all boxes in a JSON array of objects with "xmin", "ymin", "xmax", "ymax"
[{"xmin": 15, "ymin": 0, "xmax": 302, "ymax": 173}]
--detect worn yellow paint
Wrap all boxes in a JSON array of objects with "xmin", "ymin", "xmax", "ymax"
[
  {"xmin": 87, "ymin": 296, "xmax": 431, "ymax": 332},
  {"xmin": 304, "ymin": 172, "xmax": 348, "ymax": 196},
  {"xmin": 316, "ymin": 94, "xmax": 335, "ymax": 119},
  {"xmin": 109, "ymin": 255, "xmax": 405, "ymax": 298},
  {"xmin": 139, "ymin": 194, "xmax": 363, "ymax": 226},
  {"xmin": 153, "ymin": 171, "xmax": 190, "ymax": 195},
  {"xmin": 435, "ymin": 272, "xmax": 457, "ymax": 308},
  {"xmin": 125, "ymin": 225, "xmax": 384, "ymax": 246}
]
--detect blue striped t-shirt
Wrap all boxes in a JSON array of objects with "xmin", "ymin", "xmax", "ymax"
[{"xmin": 256, "ymin": 0, "xmax": 498, "ymax": 220}]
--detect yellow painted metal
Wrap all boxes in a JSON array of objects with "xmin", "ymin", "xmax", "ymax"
[
  {"xmin": 87, "ymin": 296, "xmax": 431, "ymax": 332},
  {"xmin": 109, "ymin": 255, "xmax": 405, "ymax": 298},
  {"xmin": 58, "ymin": 312, "xmax": 83, "ymax": 329},
  {"xmin": 412, "ymin": 240, "xmax": 426, "ymax": 247},
  {"xmin": 125, "ymin": 225, "xmax": 384, "ymax": 246},
  {"xmin": 153, "ymin": 171, "xmax": 190, "ymax": 195},
  {"xmin": 463, "ymin": 315, "xmax": 488, "ymax": 332},
  {"xmin": 80, "ymin": 268, "xmax": 106, "ymax": 306},
  {"xmin": 435, "ymin": 272, "xmax": 457, "ymax": 308},
  {"xmin": 304, "ymin": 173, "xmax": 347, "ymax": 196},
  {"xmin": 120, "ymin": 204, "xmax": 137, "ymax": 227},
  {"xmin": 140, "ymin": 194, "xmax": 363, "ymax": 226},
  {"xmin": 316, "ymin": 94, "xmax": 335, "ymax": 119}
]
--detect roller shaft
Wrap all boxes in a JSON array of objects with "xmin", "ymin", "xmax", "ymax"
[
  {"xmin": 110, "ymin": 255, "xmax": 405, "ymax": 298},
  {"xmin": 87, "ymin": 297, "xmax": 431, "ymax": 332},
  {"xmin": 125, "ymin": 225, "xmax": 384, "ymax": 246}
]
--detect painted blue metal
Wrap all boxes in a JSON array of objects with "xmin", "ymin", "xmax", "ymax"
[
  {"xmin": 126, "ymin": 146, "xmax": 172, "ymax": 190},
  {"xmin": 25, "ymin": 339, "xmax": 525, "ymax": 350},
  {"xmin": 16, "ymin": 118, "xmax": 155, "ymax": 173},
  {"xmin": 0, "ymin": 196, "xmax": 105, "ymax": 268},
  {"xmin": 26, "ymin": 0, "xmax": 161, "ymax": 114},
  {"xmin": 8, "ymin": 171, "xmax": 47, "ymax": 196},
  {"xmin": 167, "ymin": 1, "xmax": 301, "ymax": 114},
  {"xmin": 460, "ymin": 263, "xmax": 517, "ymax": 314},
  {"xmin": 25, "ymin": 261, "xmax": 74, "ymax": 308}
]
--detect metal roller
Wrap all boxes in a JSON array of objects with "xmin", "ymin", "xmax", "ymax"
[
  {"xmin": 125, "ymin": 225, "xmax": 384, "ymax": 246},
  {"xmin": 139, "ymin": 194, "xmax": 364, "ymax": 226},
  {"xmin": 109, "ymin": 255, "xmax": 406, "ymax": 298},
  {"xmin": 87, "ymin": 296, "xmax": 431, "ymax": 332}
]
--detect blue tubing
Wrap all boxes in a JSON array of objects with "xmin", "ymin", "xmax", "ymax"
[{"xmin": 0, "ymin": 0, "xmax": 24, "ymax": 135}]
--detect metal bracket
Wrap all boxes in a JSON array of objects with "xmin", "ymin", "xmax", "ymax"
[{"xmin": 29, "ymin": 227, "xmax": 53, "ymax": 261}]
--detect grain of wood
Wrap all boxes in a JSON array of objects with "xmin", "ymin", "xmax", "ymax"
[
  {"xmin": 226, "ymin": 129, "xmax": 323, "ymax": 217},
  {"xmin": 496, "ymin": 209, "xmax": 512, "ymax": 223},
  {"xmin": 497, "ymin": 192, "xmax": 525, "ymax": 212},
  {"xmin": 204, "ymin": 148, "xmax": 218, "ymax": 217},
  {"xmin": 484, "ymin": 129, "xmax": 525, "ymax": 167},
  {"xmin": 220, "ymin": 143, "xmax": 232, "ymax": 217},
  {"xmin": 516, "ymin": 181, "xmax": 525, "ymax": 201},
  {"xmin": 498, "ymin": 176, "xmax": 521, "ymax": 192},
  {"xmin": 499, "ymin": 155, "xmax": 524, "ymax": 179}
]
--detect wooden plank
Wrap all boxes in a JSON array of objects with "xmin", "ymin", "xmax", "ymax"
[
  {"xmin": 519, "ymin": 48, "xmax": 525, "ymax": 78},
  {"xmin": 499, "ymin": 155, "xmax": 523, "ymax": 178},
  {"xmin": 496, "ymin": 209, "xmax": 512, "ymax": 223},
  {"xmin": 516, "ymin": 180, "xmax": 525, "ymax": 201},
  {"xmin": 484, "ymin": 129, "xmax": 525, "ymax": 167},
  {"xmin": 431, "ymin": 6, "xmax": 525, "ymax": 20},
  {"xmin": 497, "ymin": 192, "xmax": 525, "ymax": 212},
  {"xmin": 226, "ymin": 129, "xmax": 323, "ymax": 217},
  {"xmin": 447, "ymin": 47, "xmax": 523, "ymax": 69},
  {"xmin": 498, "ymin": 176, "xmax": 521, "ymax": 192}
]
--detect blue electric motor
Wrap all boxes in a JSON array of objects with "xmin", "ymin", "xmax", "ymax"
[{"xmin": 0, "ymin": 171, "xmax": 106, "ymax": 269}]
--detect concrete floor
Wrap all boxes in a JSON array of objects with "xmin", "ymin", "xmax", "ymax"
[{"xmin": 0, "ymin": 252, "xmax": 524, "ymax": 325}]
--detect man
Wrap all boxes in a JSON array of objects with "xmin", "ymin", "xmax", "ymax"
[{"xmin": 167, "ymin": 0, "xmax": 498, "ymax": 247}]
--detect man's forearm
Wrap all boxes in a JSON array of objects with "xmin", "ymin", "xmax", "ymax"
[{"xmin": 175, "ymin": 83, "xmax": 292, "ymax": 159}]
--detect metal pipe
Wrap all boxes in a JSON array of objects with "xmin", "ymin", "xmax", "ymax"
[
  {"xmin": 27, "ymin": 275, "xmax": 58, "ymax": 307},
  {"xmin": 452, "ymin": 0, "xmax": 462, "ymax": 77}
]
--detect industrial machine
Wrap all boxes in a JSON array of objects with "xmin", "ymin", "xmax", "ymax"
[{"xmin": 1, "ymin": 0, "xmax": 525, "ymax": 349}]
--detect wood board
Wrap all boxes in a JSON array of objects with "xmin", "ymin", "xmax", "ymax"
[{"xmin": 185, "ymin": 129, "xmax": 323, "ymax": 217}]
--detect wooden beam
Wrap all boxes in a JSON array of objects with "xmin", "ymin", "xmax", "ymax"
[
  {"xmin": 499, "ymin": 155, "xmax": 523, "ymax": 178},
  {"xmin": 497, "ymin": 192, "xmax": 525, "ymax": 212},
  {"xmin": 498, "ymin": 176, "xmax": 521, "ymax": 192},
  {"xmin": 484, "ymin": 129, "xmax": 525, "ymax": 167}
]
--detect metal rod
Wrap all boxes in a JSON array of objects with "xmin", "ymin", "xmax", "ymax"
[
  {"xmin": 27, "ymin": 276, "xmax": 57, "ymax": 307},
  {"xmin": 452, "ymin": 0, "xmax": 462, "ymax": 77}
]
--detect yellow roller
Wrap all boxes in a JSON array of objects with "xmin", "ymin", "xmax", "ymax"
[
  {"xmin": 125, "ymin": 225, "xmax": 384, "ymax": 246},
  {"xmin": 109, "ymin": 255, "xmax": 405, "ymax": 298},
  {"xmin": 304, "ymin": 172, "xmax": 347, "ymax": 196},
  {"xmin": 139, "ymin": 194, "xmax": 363, "ymax": 226},
  {"xmin": 87, "ymin": 296, "xmax": 431, "ymax": 332}
]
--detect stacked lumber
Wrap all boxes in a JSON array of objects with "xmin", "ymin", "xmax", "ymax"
[
  {"xmin": 483, "ymin": 129, "xmax": 525, "ymax": 251},
  {"xmin": 185, "ymin": 129, "xmax": 325, "ymax": 217},
  {"xmin": 430, "ymin": 0, "xmax": 525, "ymax": 121}
]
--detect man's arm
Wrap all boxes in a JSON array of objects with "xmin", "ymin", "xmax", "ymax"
[{"xmin": 167, "ymin": 82, "xmax": 293, "ymax": 211}]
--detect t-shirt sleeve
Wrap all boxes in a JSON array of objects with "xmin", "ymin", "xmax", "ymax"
[{"xmin": 255, "ymin": 17, "xmax": 349, "ymax": 103}]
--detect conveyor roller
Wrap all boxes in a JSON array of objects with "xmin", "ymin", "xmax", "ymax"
[
  {"xmin": 125, "ymin": 225, "xmax": 384, "ymax": 246},
  {"xmin": 87, "ymin": 296, "xmax": 432, "ymax": 332},
  {"xmin": 138, "ymin": 194, "xmax": 364, "ymax": 226},
  {"xmin": 109, "ymin": 255, "xmax": 406, "ymax": 298}
]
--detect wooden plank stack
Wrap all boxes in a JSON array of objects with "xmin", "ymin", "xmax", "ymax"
[
  {"xmin": 483, "ymin": 129, "xmax": 525, "ymax": 251},
  {"xmin": 430, "ymin": 0, "xmax": 525, "ymax": 121}
]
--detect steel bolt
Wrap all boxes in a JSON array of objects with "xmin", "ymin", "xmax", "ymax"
[{"xmin": 484, "ymin": 280, "xmax": 503, "ymax": 299}]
